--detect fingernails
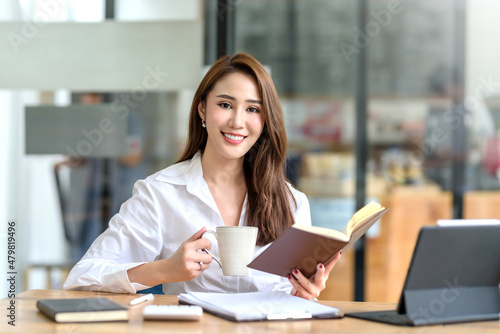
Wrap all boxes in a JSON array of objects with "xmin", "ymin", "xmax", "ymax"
[
  {"xmin": 340, "ymin": 250, "xmax": 343, "ymax": 255},
  {"xmin": 319, "ymin": 264, "xmax": 324, "ymax": 269},
  {"xmin": 287, "ymin": 274, "xmax": 292, "ymax": 280},
  {"xmin": 293, "ymin": 269, "xmax": 299, "ymax": 275}
]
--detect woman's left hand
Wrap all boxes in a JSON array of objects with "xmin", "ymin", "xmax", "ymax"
[{"xmin": 288, "ymin": 251, "xmax": 342, "ymax": 300}]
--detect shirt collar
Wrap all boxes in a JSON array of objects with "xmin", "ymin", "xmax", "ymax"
[
  {"xmin": 155, "ymin": 151, "xmax": 203, "ymax": 186},
  {"xmin": 155, "ymin": 151, "xmax": 220, "ymax": 214}
]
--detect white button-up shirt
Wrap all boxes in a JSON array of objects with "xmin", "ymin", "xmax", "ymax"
[{"xmin": 64, "ymin": 151, "xmax": 311, "ymax": 294}]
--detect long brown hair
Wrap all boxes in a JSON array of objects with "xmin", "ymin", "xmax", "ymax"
[{"xmin": 177, "ymin": 53, "xmax": 296, "ymax": 245}]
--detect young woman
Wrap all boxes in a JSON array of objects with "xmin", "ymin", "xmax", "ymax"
[{"xmin": 64, "ymin": 53, "xmax": 341, "ymax": 299}]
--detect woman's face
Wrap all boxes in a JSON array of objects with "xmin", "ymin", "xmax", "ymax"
[{"xmin": 199, "ymin": 72, "xmax": 265, "ymax": 163}]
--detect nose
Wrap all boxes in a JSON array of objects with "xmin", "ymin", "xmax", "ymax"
[{"xmin": 229, "ymin": 108, "xmax": 244, "ymax": 128}]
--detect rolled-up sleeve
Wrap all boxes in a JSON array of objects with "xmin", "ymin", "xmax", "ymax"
[{"xmin": 63, "ymin": 179, "xmax": 163, "ymax": 293}]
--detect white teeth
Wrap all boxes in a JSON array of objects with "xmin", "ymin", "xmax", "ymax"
[{"xmin": 224, "ymin": 133, "xmax": 244, "ymax": 140}]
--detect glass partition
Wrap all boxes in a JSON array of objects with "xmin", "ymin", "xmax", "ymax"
[
  {"xmin": 235, "ymin": 0, "xmax": 359, "ymax": 301},
  {"xmin": 235, "ymin": 0, "xmax": 482, "ymax": 302}
]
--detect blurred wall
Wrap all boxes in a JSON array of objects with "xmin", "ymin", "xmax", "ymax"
[{"xmin": 466, "ymin": 1, "xmax": 500, "ymax": 98}]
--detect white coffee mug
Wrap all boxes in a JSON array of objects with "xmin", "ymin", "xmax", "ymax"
[{"xmin": 202, "ymin": 226, "xmax": 258, "ymax": 276}]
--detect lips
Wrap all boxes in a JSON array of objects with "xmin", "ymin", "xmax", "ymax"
[
  {"xmin": 223, "ymin": 132, "xmax": 245, "ymax": 140},
  {"xmin": 221, "ymin": 131, "xmax": 247, "ymax": 144}
]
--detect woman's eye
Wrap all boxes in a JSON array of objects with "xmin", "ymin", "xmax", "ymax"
[
  {"xmin": 219, "ymin": 102, "xmax": 232, "ymax": 109},
  {"xmin": 247, "ymin": 107, "xmax": 259, "ymax": 113}
]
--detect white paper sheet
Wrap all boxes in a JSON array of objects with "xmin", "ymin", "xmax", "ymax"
[{"xmin": 178, "ymin": 291, "xmax": 340, "ymax": 322}]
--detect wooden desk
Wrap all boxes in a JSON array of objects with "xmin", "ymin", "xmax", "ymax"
[{"xmin": 1, "ymin": 289, "xmax": 498, "ymax": 333}]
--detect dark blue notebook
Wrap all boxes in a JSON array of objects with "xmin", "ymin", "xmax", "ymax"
[{"xmin": 37, "ymin": 298, "xmax": 128, "ymax": 323}]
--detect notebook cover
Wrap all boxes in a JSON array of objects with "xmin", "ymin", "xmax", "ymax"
[{"xmin": 36, "ymin": 298, "xmax": 128, "ymax": 323}]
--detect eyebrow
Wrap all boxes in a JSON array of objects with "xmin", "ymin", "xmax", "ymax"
[{"xmin": 216, "ymin": 94, "xmax": 262, "ymax": 105}]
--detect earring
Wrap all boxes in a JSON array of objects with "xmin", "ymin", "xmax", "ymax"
[{"xmin": 201, "ymin": 119, "xmax": 206, "ymax": 128}]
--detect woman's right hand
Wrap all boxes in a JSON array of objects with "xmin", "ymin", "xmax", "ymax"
[
  {"xmin": 127, "ymin": 227, "xmax": 213, "ymax": 286},
  {"xmin": 162, "ymin": 227, "xmax": 214, "ymax": 282}
]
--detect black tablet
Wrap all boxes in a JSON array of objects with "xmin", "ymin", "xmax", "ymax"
[{"xmin": 346, "ymin": 225, "xmax": 500, "ymax": 326}]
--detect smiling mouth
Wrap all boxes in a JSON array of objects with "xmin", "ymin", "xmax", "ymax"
[{"xmin": 222, "ymin": 132, "xmax": 246, "ymax": 141}]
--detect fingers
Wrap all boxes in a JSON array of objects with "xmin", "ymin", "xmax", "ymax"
[
  {"xmin": 181, "ymin": 252, "xmax": 213, "ymax": 279},
  {"xmin": 192, "ymin": 260, "xmax": 207, "ymax": 272},
  {"xmin": 195, "ymin": 253, "xmax": 213, "ymax": 265},
  {"xmin": 289, "ymin": 251, "xmax": 343, "ymax": 300},
  {"xmin": 313, "ymin": 263, "xmax": 327, "ymax": 288},
  {"xmin": 178, "ymin": 254, "xmax": 212, "ymax": 280},
  {"xmin": 325, "ymin": 250, "xmax": 342, "ymax": 272},
  {"xmin": 187, "ymin": 226, "xmax": 208, "ymax": 242},
  {"xmin": 182, "ymin": 227, "xmax": 214, "ymax": 267},
  {"xmin": 188, "ymin": 251, "xmax": 214, "ymax": 277},
  {"xmin": 192, "ymin": 237, "xmax": 212, "ymax": 251},
  {"xmin": 184, "ymin": 227, "xmax": 212, "ymax": 250},
  {"xmin": 312, "ymin": 251, "xmax": 342, "ymax": 285},
  {"xmin": 165, "ymin": 227, "xmax": 218, "ymax": 282},
  {"xmin": 288, "ymin": 269, "xmax": 318, "ymax": 300}
]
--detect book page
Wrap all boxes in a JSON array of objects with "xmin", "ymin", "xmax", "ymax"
[
  {"xmin": 342, "ymin": 202, "xmax": 385, "ymax": 236},
  {"xmin": 292, "ymin": 224, "xmax": 350, "ymax": 242}
]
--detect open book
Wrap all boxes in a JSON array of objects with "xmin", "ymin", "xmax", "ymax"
[{"xmin": 248, "ymin": 201, "xmax": 388, "ymax": 278}]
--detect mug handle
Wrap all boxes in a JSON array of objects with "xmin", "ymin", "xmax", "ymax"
[{"xmin": 201, "ymin": 230, "xmax": 223, "ymax": 268}]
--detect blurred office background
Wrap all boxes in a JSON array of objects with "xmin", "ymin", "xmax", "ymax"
[{"xmin": 1, "ymin": 0, "xmax": 499, "ymax": 302}]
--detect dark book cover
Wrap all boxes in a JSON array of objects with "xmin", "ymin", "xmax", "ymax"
[
  {"xmin": 248, "ymin": 206, "xmax": 388, "ymax": 279},
  {"xmin": 248, "ymin": 227, "xmax": 348, "ymax": 278},
  {"xmin": 36, "ymin": 298, "xmax": 128, "ymax": 323}
]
